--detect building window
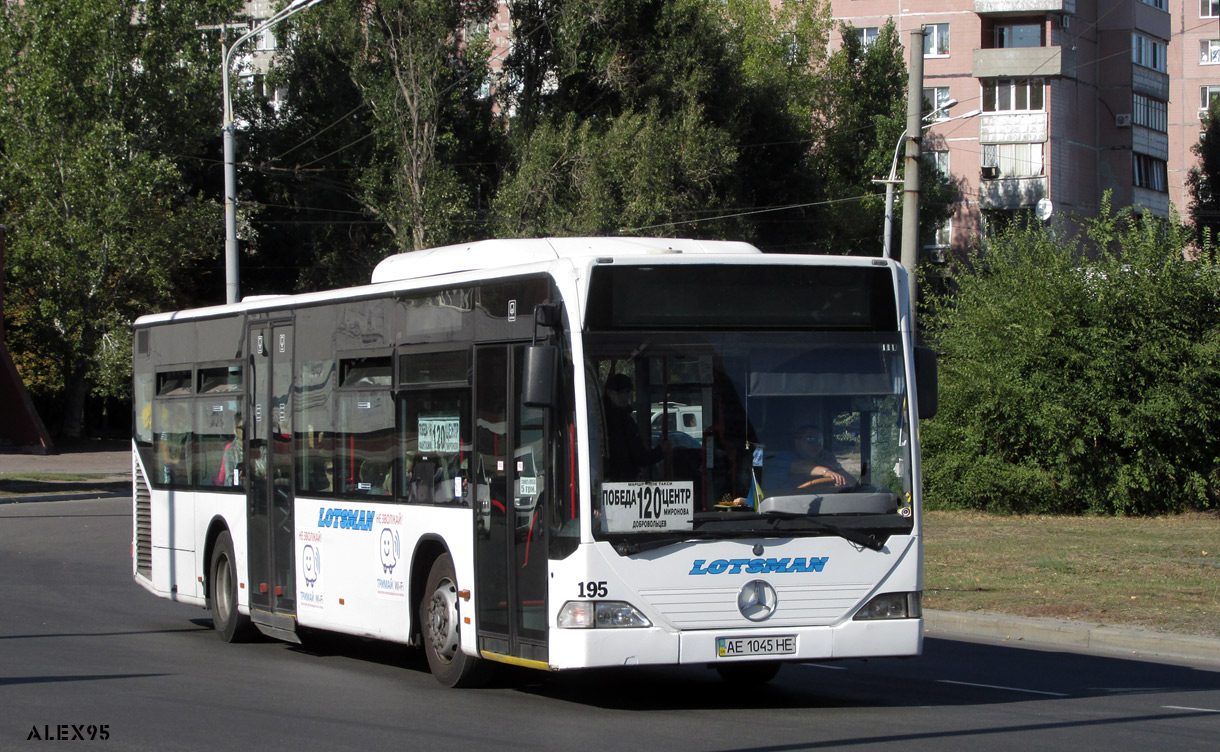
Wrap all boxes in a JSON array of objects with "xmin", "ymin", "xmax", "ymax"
[
  {"xmin": 1133, "ymin": 94, "xmax": 1168, "ymax": 132},
  {"xmin": 1132, "ymin": 34, "xmax": 1167, "ymax": 72},
  {"xmin": 256, "ymin": 28, "xmax": 277, "ymax": 52},
  {"xmin": 1200, "ymin": 85, "xmax": 1220, "ymax": 110},
  {"xmin": 923, "ymin": 87, "xmax": 953, "ymax": 120},
  {"xmin": 856, "ymin": 27, "xmax": 879, "ymax": 47},
  {"xmin": 1204, "ymin": 0, "xmax": 1219, "ymax": 19},
  {"xmin": 1133, "ymin": 154, "xmax": 1167, "ymax": 192},
  {"xmin": 925, "ymin": 150, "xmax": 949, "ymax": 178},
  {"xmin": 982, "ymin": 142, "xmax": 1045, "ymax": 178},
  {"xmin": 1138, "ymin": 0, "xmax": 1166, "ymax": 10},
  {"xmin": 1202, "ymin": 40, "xmax": 1220, "ymax": 64},
  {"xmin": 982, "ymin": 79, "xmax": 1044, "ymax": 112},
  {"xmin": 923, "ymin": 24, "xmax": 949, "ymax": 57},
  {"xmin": 925, "ymin": 220, "xmax": 952, "ymax": 252},
  {"xmin": 994, "ymin": 24, "xmax": 1042, "ymax": 49}
]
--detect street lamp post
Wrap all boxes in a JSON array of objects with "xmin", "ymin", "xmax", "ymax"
[
  {"xmin": 221, "ymin": 0, "xmax": 328, "ymax": 305},
  {"xmin": 877, "ymin": 102, "xmax": 980, "ymax": 260},
  {"xmin": 900, "ymin": 27, "xmax": 925, "ymax": 317}
]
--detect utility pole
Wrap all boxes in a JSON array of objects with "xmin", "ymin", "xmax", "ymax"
[{"xmin": 901, "ymin": 27, "xmax": 926, "ymax": 330}]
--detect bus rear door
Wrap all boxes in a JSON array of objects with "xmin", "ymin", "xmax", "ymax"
[{"xmin": 246, "ymin": 320, "xmax": 298, "ymax": 641}]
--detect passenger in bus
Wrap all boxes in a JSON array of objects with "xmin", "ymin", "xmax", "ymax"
[
  {"xmin": 602, "ymin": 373, "xmax": 668, "ymax": 481},
  {"xmin": 764, "ymin": 423, "xmax": 856, "ymax": 490},
  {"xmin": 215, "ymin": 414, "xmax": 244, "ymax": 486}
]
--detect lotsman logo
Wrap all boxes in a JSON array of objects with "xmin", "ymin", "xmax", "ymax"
[
  {"xmin": 689, "ymin": 557, "xmax": 828, "ymax": 575},
  {"xmin": 317, "ymin": 507, "xmax": 375, "ymax": 531}
]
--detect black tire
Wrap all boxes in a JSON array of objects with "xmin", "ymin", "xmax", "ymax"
[
  {"xmin": 420, "ymin": 553, "xmax": 491, "ymax": 687},
  {"xmin": 210, "ymin": 530, "xmax": 254, "ymax": 642},
  {"xmin": 714, "ymin": 661, "xmax": 782, "ymax": 686}
]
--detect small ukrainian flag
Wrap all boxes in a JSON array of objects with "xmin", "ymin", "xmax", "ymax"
[{"xmin": 744, "ymin": 468, "xmax": 765, "ymax": 509}]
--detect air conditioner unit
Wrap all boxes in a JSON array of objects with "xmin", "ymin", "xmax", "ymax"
[
  {"xmin": 1201, "ymin": 108, "xmax": 1212, "ymax": 122},
  {"xmin": 1056, "ymin": 14, "xmax": 1071, "ymax": 30},
  {"xmin": 981, "ymin": 165, "xmax": 999, "ymax": 180},
  {"xmin": 1115, "ymin": 113, "xmax": 1132, "ymax": 128}
]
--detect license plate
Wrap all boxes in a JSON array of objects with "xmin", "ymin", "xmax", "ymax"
[{"xmin": 716, "ymin": 635, "xmax": 796, "ymax": 658}]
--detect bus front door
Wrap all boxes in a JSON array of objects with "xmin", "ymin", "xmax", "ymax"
[
  {"xmin": 246, "ymin": 321, "xmax": 298, "ymax": 641},
  {"xmin": 474, "ymin": 343, "xmax": 548, "ymax": 667}
]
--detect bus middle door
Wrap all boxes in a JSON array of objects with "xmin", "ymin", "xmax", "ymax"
[{"xmin": 474, "ymin": 343, "xmax": 548, "ymax": 667}]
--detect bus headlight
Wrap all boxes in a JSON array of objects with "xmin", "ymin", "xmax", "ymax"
[
  {"xmin": 558, "ymin": 601, "xmax": 651, "ymax": 629},
  {"xmin": 853, "ymin": 592, "xmax": 921, "ymax": 621}
]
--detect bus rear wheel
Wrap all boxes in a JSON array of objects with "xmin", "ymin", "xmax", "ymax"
[
  {"xmin": 210, "ymin": 530, "xmax": 254, "ymax": 642},
  {"xmin": 420, "ymin": 553, "xmax": 490, "ymax": 687}
]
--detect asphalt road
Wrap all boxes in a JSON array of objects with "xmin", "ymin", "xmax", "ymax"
[{"xmin": 3, "ymin": 496, "xmax": 1219, "ymax": 751}]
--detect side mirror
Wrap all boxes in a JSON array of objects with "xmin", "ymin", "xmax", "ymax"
[
  {"xmin": 522, "ymin": 345, "xmax": 558, "ymax": 408},
  {"xmin": 915, "ymin": 346, "xmax": 938, "ymax": 420}
]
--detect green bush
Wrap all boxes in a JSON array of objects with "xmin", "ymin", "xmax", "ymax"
[{"xmin": 922, "ymin": 200, "xmax": 1220, "ymax": 515}]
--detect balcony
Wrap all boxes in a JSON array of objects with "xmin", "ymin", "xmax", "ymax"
[
  {"xmin": 974, "ymin": 0, "xmax": 1075, "ymax": 13},
  {"xmin": 979, "ymin": 176, "xmax": 1047, "ymax": 211},
  {"xmin": 979, "ymin": 113, "xmax": 1048, "ymax": 144},
  {"xmin": 973, "ymin": 46, "xmax": 1074, "ymax": 79}
]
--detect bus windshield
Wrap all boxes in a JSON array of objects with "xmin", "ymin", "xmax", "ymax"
[{"xmin": 585, "ymin": 331, "xmax": 913, "ymax": 546}]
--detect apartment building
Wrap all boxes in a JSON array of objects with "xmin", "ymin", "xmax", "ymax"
[
  {"xmin": 830, "ymin": 1, "xmax": 1192, "ymax": 255},
  {"xmin": 1172, "ymin": 0, "xmax": 1220, "ymax": 213}
]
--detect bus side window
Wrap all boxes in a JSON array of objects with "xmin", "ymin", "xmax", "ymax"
[
  {"xmin": 295, "ymin": 359, "xmax": 337, "ymax": 495},
  {"xmin": 339, "ymin": 391, "xmax": 394, "ymax": 497},
  {"xmin": 398, "ymin": 387, "xmax": 470, "ymax": 506},
  {"xmin": 153, "ymin": 370, "xmax": 193, "ymax": 488}
]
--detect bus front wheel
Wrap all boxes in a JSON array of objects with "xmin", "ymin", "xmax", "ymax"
[
  {"xmin": 420, "ymin": 553, "xmax": 490, "ymax": 687},
  {"xmin": 210, "ymin": 530, "xmax": 254, "ymax": 642}
]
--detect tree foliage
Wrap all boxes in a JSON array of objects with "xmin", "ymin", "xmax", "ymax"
[
  {"xmin": 0, "ymin": 0, "xmax": 240, "ymax": 435},
  {"xmin": 492, "ymin": 0, "xmax": 838, "ymax": 246},
  {"xmin": 923, "ymin": 198, "xmax": 1220, "ymax": 515},
  {"xmin": 271, "ymin": 0, "xmax": 499, "ymax": 260}
]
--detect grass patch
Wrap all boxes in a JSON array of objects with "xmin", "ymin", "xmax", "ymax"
[{"xmin": 924, "ymin": 511, "xmax": 1220, "ymax": 638}]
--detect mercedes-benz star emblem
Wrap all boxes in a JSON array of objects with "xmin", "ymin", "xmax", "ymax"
[{"xmin": 737, "ymin": 580, "xmax": 778, "ymax": 621}]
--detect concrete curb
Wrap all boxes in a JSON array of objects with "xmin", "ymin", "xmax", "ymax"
[
  {"xmin": 925, "ymin": 609, "xmax": 1220, "ymax": 667},
  {"xmin": 0, "ymin": 489, "xmax": 130, "ymax": 504}
]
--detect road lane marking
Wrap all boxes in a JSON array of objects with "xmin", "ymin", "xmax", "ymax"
[
  {"xmin": 938, "ymin": 679, "xmax": 1069, "ymax": 697},
  {"xmin": 1163, "ymin": 706, "xmax": 1220, "ymax": 714}
]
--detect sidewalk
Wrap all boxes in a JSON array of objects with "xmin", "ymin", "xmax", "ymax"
[
  {"xmin": 4, "ymin": 441, "xmax": 1220, "ymax": 668},
  {"xmin": 925, "ymin": 609, "xmax": 1220, "ymax": 669},
  {"xmin": 0, "ymin": 439, "xmax": 129, "ymax": 501}
]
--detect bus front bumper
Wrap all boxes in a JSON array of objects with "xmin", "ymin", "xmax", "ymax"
[{"xmin": 547, "ymin": 616, "xmax": 923, "ymax": 670}]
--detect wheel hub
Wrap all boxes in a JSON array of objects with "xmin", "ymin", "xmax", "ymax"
[{"xmin": 426, "ymin": 578, "xmax": 460, "ymax": 662}]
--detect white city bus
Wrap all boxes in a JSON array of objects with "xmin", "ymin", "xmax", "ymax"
[{"xmin": 132, "ymin": 237, "xmax": 937, "ymax": 687}]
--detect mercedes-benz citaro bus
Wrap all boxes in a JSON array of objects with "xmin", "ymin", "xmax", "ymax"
[{"xmin": 131, "ymin": 237, "xmax": 937, "ymax": 687}]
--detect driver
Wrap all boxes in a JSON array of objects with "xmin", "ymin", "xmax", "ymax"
[{"xmin": 768, "ymin": 423, "xmax": 856, "ymax": 489}]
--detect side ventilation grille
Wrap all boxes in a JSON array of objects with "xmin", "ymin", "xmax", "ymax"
[{"xmin": 135, "ymin": 469, "xmax": 152, "ymax": 580}]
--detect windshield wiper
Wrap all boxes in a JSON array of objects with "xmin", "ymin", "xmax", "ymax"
[{"xmin": 762, "ymin": 512, "xmax": 885, "ymax": 551}]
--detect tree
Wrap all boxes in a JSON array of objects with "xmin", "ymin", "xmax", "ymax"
[
  {"xmin": 1187, "ymin": 99, "xmax": 1220, "ymax": 253},
  {"xmin": 922, "ymin": 198, "xmax": 1220, "ymax": 516},
  {"xmin": 270, "ymin": 0, "xmax": 499, "ymax": 263},
  {"xmin": 0, "ymin": 0, "xmax": 240, "ymax": 437},
  {"xmin": 493, "ymin": 0, "xmax": 831, "ymax": 245}
]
